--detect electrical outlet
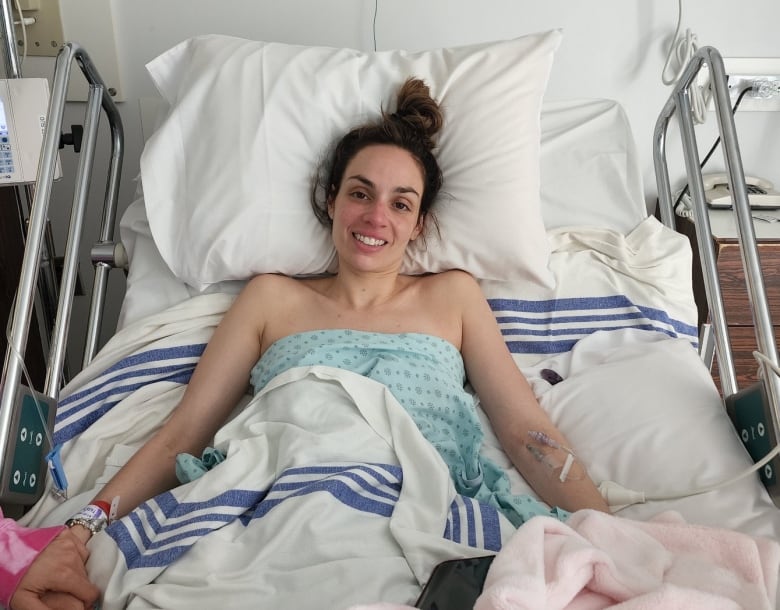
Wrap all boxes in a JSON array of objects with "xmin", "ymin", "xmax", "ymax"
[
  {"xmin": 721, "ymin": 74, "xmax": 780, "ymax": 111},
  {"xmin": 15, "ymin": 0, "xmax": 125, "ymax": 102},
  {"xmin": 13, "ymin": 0, "xmax": 64, "ymax": 58},
  {"xmin": 705, "ymin": 58, "xmax": 780, "ymax": 112}
]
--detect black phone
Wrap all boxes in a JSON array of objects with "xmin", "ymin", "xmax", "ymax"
[{"xmin": 414, "ymin": 555, "xmax": 496, "ymax": 610}]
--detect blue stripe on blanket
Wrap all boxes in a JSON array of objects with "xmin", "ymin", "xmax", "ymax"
[
  {"xmin": 109, "ymin": 463, "xmax": 501, "ymax": 570},
  {"xmin": 443, "ymin": 495, "xmax": 502, "ymax": 552},
  {"xmin": 107, "ymin": 463, "xmax": 404, "ymax": 570},
  {"xmin": 488, "ymin": 295, "xmax": 698, "ymax": 355},
  {"xmin": 108, "ymin": 488, "xmax": 265, "ymax": 569},
  {"xmin": 245, "ymin": 463, "xmax": 403, "ymax": 521},
  {"xmin": 53, "ymin": 344, "xmax": 206, "ymax": 444}
]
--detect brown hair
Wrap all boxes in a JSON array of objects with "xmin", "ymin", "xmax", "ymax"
[{"xmin": 311, "ymin": 77, "xmax": 444, "ymax": 230}]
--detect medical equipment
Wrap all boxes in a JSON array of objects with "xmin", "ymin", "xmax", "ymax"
[
  {"xmin": 0, "ymin": 384, "xmax": 55, "ymax": 504},
  {"xmin": 0, "ymin": 77, "xmax": 59, "ymax": 184},
  {"xmin": 526, "ymin": 431, "xmax": 582, "ymax": 482},
  {"xmin": 726, "ymin": 382, "xmax": 778, "ymax": 486}
]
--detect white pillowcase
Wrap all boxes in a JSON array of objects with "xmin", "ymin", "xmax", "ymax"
[
  {"xmin": 480, "ymin": 330, "xmax": 780, "ymax": 539},
  {"xmin": 141, "ymin": 32, "xmax": 562, "ymax": 290}
]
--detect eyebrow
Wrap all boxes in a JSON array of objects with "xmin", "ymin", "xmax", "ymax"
[{"xmin": 346, "ymin": 174, "xmax": 420, "ymax": 198}]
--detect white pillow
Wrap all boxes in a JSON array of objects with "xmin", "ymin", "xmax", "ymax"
[
  {"xmin": 539, "ymin": 99, "xmax": 646, "ymax": 232},
  {"xmin": 141, "ymin": 32, "xmax": 562, "ymax": 291},
  {"xmin": 480, "ymin": 330, "xmax": 780, "ymax": 539}
]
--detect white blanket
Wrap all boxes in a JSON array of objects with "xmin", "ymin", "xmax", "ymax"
[
  {"xmin": 480, "ymin": 217, "xmax": 699, "ymax": 368},
  {"xmin": 22, "ymin": 293, "xmax": 514, "ymax": 609}
]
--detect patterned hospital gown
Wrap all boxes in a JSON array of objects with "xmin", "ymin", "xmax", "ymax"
[{"xmin": 250, "ymin": 329, "xmax": 569, "ymax": 527}]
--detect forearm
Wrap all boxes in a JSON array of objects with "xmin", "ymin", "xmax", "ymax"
[
  {"xmin": 65, "ymin": 416, "xmax": 216, "ymax": 547},
  {"xmin": 67, "ymin": 439, "xmax": 191, "ymax": 546},
  {"xmin": 67, "ymin": 283, "xmax": 266, "ymax": 544},
  {"xmin": 94, "ymin": 431, "xmax": 189, "ymax": 519},
  {"xmin": 499, "ymin": 421, "xmax": 608, "ymax": 513},
  {"xmin": 81, "ymin": 333, "xmax": 260, "ymax": 529},
  {"xmin": 480, "ymin": 376, "xmax": 608, "ymax": 512}
]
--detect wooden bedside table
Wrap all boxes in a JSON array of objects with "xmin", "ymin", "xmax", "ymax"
[{"xmin": 676, "ymin": 207, "xmax": 780, "ymax": 392}]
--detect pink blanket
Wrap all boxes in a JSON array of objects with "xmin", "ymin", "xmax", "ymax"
[
  {"xmin": 477, "ymin": 510, "xmax": 780, "ymax": 610},
  {"xmin": 348, "ymin": 510, "xmax": 780, "ymax": 610}
]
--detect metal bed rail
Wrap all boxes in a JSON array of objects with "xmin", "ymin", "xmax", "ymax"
[
  {"xmin": 0, "ymin": 42, "xmax": 124, "ymax": 505},
  {"xmin": 653, "ymin": 46, "xmax": 780, "ymax": 500}
]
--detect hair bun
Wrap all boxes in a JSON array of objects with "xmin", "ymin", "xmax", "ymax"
[{"xmin": 391, "ymin": 78, "xmax": 443, "ymax": 150}]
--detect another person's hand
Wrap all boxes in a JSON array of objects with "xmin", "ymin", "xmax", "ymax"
[
  {"xmin": 9, "ymin": 528, "xmax": 99, "ymax": 610},
  {"xmin": 38, "ymin": 592, "xmax": 93, "ymax": 610}
]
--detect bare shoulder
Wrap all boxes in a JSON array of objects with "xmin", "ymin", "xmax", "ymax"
[
  {"xmin": 231, "ymin": 274, "xmax": 305, "ymax": 315},
  {"xmin": 245, "ymin": 273, "xmax": 299, "ymax": 292},
  {"xmin": 416, "ymin": 271, "xmax": 487, "ymax": 331},
  {"xmin": 243, "ymin": 273, "xmax": 317, "ymax": 300},
  {"xmin": 422, "ymin": 269, "xmax": 483, "ymax": 301}
]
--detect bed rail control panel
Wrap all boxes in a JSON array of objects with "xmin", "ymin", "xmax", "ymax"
[
  {"xmin": 0, "ymin": 384, "xmax": 56, "ymax": 504},
  {"xmin": 0, "ymin": 78, "xmax": 61, "ymax": 184},
  {"xmin": 725, "ymin": 382, "xmax": 779, "ymax": 488}
]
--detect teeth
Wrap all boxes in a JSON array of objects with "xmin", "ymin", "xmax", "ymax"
[{"xmin": 354, "ymin": 233, "xmax": 386, "ymax": 246}]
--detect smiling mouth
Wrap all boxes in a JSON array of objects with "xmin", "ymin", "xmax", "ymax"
[{"xmin": 353, "ymin": 232, "xmax": 387, "ymax": 246}]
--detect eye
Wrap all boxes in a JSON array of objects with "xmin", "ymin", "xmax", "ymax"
[
  {"xmin": 350, "ymin": 190, "xmax": 369, "ymax": 200},
  {"xmin": 393, "ymin": 200, "xmax": 412, "ymax": 212}
]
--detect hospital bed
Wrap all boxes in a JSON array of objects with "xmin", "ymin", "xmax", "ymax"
[{"xmin": 3, "ymin": 29, "xmax": 780, "ymax": 609}]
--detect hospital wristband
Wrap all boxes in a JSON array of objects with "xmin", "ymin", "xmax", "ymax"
[
  {"xmin": 65, "ymin": 503, "xmax": 108, "ymax": 535},
  {"xmin": 92, "ymin": 500, "xmax": 112, "ymax": 518}
]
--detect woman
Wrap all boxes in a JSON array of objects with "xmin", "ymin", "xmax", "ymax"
[{"xmin": 39, "ymin": 77, "xmax": 608, "ymax": 575}]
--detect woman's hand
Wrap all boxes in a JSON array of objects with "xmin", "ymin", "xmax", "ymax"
[{"xmin": 9, "ymin": 528, "xmax": 99, "ymax": 610}]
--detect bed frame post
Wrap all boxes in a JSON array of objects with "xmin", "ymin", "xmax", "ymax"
[
  {"xmin": 653, "ymin": 46, "xmax": 780, "ymax": 501},
  {"xmin": 654, "ymin": 51, "xmax": 739, "ymax": 397},
  {"xmin": 0, "ymin": 43, "xmax": 124, "ymax": 505}
]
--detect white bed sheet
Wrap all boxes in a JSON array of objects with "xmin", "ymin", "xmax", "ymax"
[{"xmin": 116, "ymin": 98, "xmax": 648, "ymax": 331}]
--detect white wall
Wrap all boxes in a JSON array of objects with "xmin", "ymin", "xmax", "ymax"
[{"xmin": 36, "ymin": 0, "xmax": 780, "ymax": 369}]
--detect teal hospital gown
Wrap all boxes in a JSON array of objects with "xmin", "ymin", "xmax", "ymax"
[{"xmin": 250, "ymin": 329, "xmax": 569, "ymax": 527}]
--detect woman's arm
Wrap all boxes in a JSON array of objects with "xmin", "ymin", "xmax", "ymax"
[
  {"xmin": 70, "ymin": 276, "xmax": 274, "ymax": 542},
  {"xmin": 453, "ymin": 273, "xmax": 609, "ymax": 514}
]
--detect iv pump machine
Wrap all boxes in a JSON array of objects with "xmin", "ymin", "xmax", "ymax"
[{"xmin": 0, "ymin": 77, "xmax": 60, "ymax": 184}]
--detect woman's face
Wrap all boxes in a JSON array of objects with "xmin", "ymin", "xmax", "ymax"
[{"xmin": 328, "ymin": 144, "xmax": 425, "ymax": 274}]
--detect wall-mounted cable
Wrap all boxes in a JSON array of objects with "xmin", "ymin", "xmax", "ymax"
[
  {"xmin": 661, "ymin": 0, "xmax": 709, "ymax": 124},
  {"xmin": 11, "ymin": 0, "xmax": 29, "ymax": 65}
]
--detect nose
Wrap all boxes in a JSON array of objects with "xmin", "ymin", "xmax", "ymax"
[{"xmin": 362, "ymin": 199, "xmax": 388, "ymax": 225}]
